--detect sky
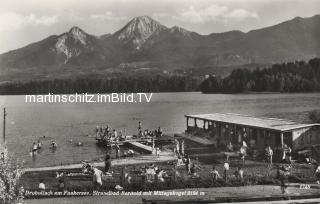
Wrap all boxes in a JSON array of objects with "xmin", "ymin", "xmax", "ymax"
[{"xmin": 0, "ymin": 0, "xmax": 319, "ymax": 54}]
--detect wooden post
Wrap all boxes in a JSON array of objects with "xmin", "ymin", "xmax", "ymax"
[
  {"xmin": 120, "ymin": 167, "xmax": 124, "ymax": 186},
  {"xmin": 3, "ymin": 108, "xmax": 6, "ymax": 144},
  {"xmin": 280, "ymin": 132, "xmax": 284, "ymax": 148},
  {"xmin": 186, "ymin": 117, "xmax": 189, "ymax": 131}
]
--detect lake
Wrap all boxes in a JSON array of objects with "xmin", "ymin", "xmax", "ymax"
[{"xmin": 0, "ymin": 92, "xmax": 319, "ymax": 167}]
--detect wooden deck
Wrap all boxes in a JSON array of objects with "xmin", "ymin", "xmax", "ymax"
[
  {"xmin": 126, "ymin": 141, "xmax": 153, "ymax": 153},
  {"xmin": 175, "ymin": 133, "xmax": 215, "ymax": 146}
]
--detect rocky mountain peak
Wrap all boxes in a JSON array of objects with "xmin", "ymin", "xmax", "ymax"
[
  {"xmin": 67, "ymin": 26, "xmax": 88, "ymax": 45},
  {"xmin": 170, "ymin": 26, "xmax": 192, "ymax": 37},
  {"xmin": 116, "ymin": 16, "xmax": 167, "ymax": 49}
]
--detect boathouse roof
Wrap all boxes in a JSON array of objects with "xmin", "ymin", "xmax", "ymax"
[{"xmin": 185, "ymin": 113, "xmax": 320, "ymax": 132}]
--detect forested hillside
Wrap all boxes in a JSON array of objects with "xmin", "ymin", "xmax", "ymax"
[{"xmin": 201, "ymin": 58, "xmax": 320, "ymax": 93}]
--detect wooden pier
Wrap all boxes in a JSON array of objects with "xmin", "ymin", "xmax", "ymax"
[{"xmin": 126, "ymin": 141, "xmax": 153, "ymax": 154}]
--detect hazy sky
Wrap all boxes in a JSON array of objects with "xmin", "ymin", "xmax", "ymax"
[{"xmin": 0, "ymin": 0, "xmax": 319, "ymax": 53}]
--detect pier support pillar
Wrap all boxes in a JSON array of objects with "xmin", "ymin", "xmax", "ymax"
[{"xmin": 186, "ymin": 117, "xmax": 189, "ymax": 131}]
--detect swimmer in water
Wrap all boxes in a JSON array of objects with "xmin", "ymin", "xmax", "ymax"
[
  {"xmin": 51, "ymin": 141, "xmax": 57, "ymax": 149},
  {"xmin": 37, "ymin": 140, "xmax": 42, "ymax": 150},
  {"xmin": 31, "ymin": 142, "xmax": 38, "ymax": 156}
]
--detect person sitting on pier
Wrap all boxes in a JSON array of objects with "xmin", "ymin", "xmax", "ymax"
[
  {"xmin": 143, "ymin": 129, "xmax": 149, "ymax": 138},
  {"xmin": 156, "ymin": 126, "xmax": 163, "ymax": 137},
  {"xmin": 124, "ymin": 149, "xmax": 135, "ymax": 157},
  {"xmin": 113, "ymin": 129, "xmax": 117, "ymax": 138},
  {"xmin": 119, "ymin": 130, "xmax": 125, "ymax": 141}
]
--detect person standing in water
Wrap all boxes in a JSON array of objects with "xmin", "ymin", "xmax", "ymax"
[
  {"xmin": 31, "ymin": 142, "xmax": 38, "ymax": 156},
  {"xmin": 37, "ymin": 140, "xmax": 42, "ymax": 150},
  {"xmin": 138, "ymin": 121, "xmax": 142, "ymax": 136},
  {"xmin": 51, "ymin": 140, "xmax": 57, "ymax": 149}
]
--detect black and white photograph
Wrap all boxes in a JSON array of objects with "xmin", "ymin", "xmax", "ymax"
[{"xmin": 0, "ymin": 0, "xmax": 320, "ymax": 203}]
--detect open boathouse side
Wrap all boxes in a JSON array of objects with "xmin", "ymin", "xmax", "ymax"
[{"xmin": 185, "ymin": 113, "xmax": 320, "ymax": 151}]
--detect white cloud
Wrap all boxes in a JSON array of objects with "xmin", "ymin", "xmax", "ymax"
[
  {"xmin": 173, "ymin": 4, "xmax": 259, "ymax": 23},
  {"xmin": 226, "ymin": 8, "xmax": 259, "ymax": 21},
  {"xmin": 0, "ymin": 12, "xmax": 58, "ymax": 32},
  {"xmin": 90, "ymin": 11, "xmax": 126, "ymax": 21}
]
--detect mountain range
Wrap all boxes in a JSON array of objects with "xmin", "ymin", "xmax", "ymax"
[{"xmin": 1, "ymin": 15, "xmax": 320, "ymax": 81}]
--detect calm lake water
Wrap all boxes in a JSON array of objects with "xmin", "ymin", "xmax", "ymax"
[{"xmin": 0, "ymin": 92, "xmax": 319, "ymax": 167}]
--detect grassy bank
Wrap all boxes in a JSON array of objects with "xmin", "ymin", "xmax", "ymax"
[{"xmin": 20, "ymin": 159, "xmax": 318, "ymax": 199}]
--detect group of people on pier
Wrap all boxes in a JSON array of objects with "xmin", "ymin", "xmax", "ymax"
[
  {"xmin": 95, "ymin": 125, "xmax": 126, "ymax": 143},
  {"xmin": 96, "ymin": 122, "xmax": 163, "ymax": 144}
]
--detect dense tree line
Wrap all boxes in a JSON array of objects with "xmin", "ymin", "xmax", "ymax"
[
  {"xmin": 0, "ymin": 74, "xmax": 201, "ymax": 95},
  {"xmin": 201, "ymin": 58, "xmax": 320, "ymax": 93},
  {"xmin": 309, "ymin": 109, "xmax": 320, "ymax": 123}
]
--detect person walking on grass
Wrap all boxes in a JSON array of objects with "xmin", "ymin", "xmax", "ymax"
[
  {"xmin": 223, "ymin": 161, "xmax": 230, "ymax": 182},
  {"xmin": 210, "ymin": 166, "xmax": 220, "ymax": 183},
  {"xmin": 287, "ymin": 146, "xmax": 292, "ymax": 163},
  {"xmin": 181, "ymin": 140, "xmax": 185, "ymax": 156},
  {"xmin": 38, "ymin": 180, "xmax": 45, "ymax": 191},
  {"xmin": 115, "ymin": 144, "xmax": 120, "ymax": 159},
  {"xmin": 315, "ymin": 163, "xmax": 320, "ymax": 184},
  {"xmin": 239, "ymin": 145, "xmax": 246, "ymax": 164},
  {"xmin": 277, "ymin": 165, "xmax": 290, "ymax": 194},
  {"xmin": 265, "ymin": 145, "xmax": 273, "ymax": 165},
  {"xmin": 184, "ymin": 154, "xmax": 191, "ymax": 173},
  {"xmin": 235, "ymin": 166, "xmax": 244, "ymax": 182},
  {"xmin": 105, "ymin": 154, "xmax": 111, "ymax": 173}
]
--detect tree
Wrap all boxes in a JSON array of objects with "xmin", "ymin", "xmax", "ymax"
[
  {"xmin": 309, "ymin": 110, "xmax": 320, "ymax": 123},
  {"xmin": 0, "ymin": 143, "xmax": 23, "ymax": 203}
]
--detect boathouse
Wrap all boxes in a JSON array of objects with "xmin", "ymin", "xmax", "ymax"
[{"xmin": 185, "ymin": 113, "xmax": 320, "ymax": 150}]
